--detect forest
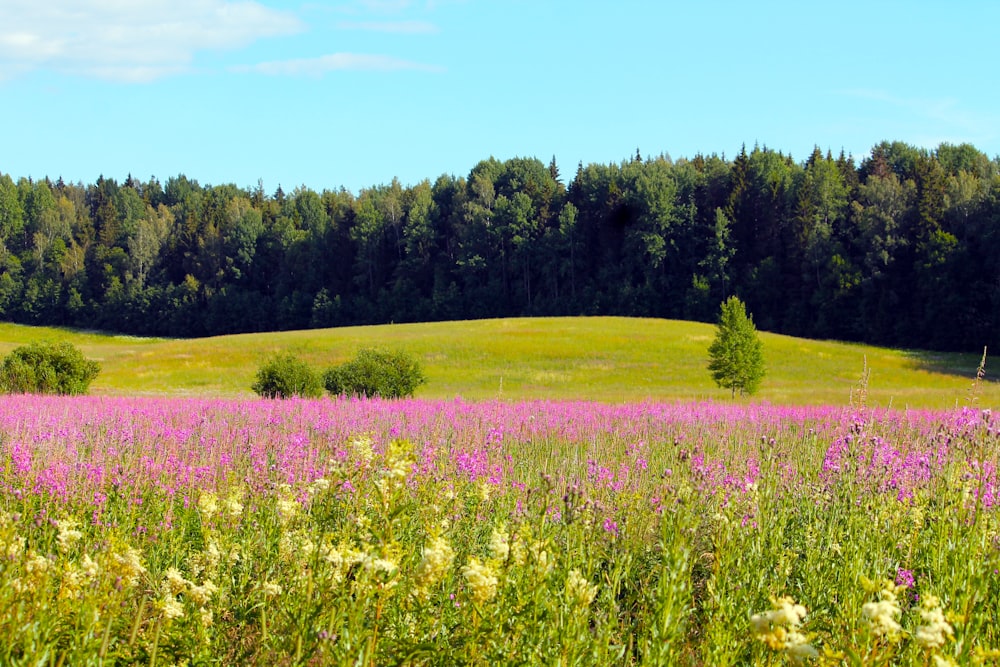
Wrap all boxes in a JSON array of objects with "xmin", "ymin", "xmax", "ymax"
[{"xmin": 0, "ymin": 140, "xmax": 997, "ymax": 352}]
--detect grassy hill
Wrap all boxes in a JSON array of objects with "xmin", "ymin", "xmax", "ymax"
[{"xmin": 0, "ymin": 318, "xmax": 994, "ymax": 409}]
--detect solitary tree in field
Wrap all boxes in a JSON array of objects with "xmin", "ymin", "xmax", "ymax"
[{"xmin": 707, "ymin": 296, "xmax": 765, "ymax": 397}]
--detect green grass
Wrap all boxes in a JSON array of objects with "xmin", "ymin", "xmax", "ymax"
[{"xmin": 0, "ymin": 317, "xmax": 994, "ymax": 408}]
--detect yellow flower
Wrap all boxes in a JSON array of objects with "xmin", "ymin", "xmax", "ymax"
[
  {"xmin": 80, "ymin": 553, "xmax": 99, "ymax": 581},
  {"xmin": 350, "ymin": 435, "xmax": 375, "ymax": 465},
  {"xmin": 262, "ymin": 581, "xmax": 283, "ymax": 597},
  {"xmin": 530, "ymin": 542, "xmax": 553, "ymax": 578},
  {"xmin": 224, "ymin": 494, "xmax": 244, "ymax": 518},
  {"xmin": 110, "ymin": 546, "xmax": 147, "ymax": 589},
  {"xmin": 25, "ymin": 552, "xmax": 51, "ymax": 576},
  {"xmin": 462, "ymin": 557, "xmax": 498, "ymax": 605},
  {"xmin": 162, "ymin": 566, "xmax": 190, "ymax": 594},
  {"xmin": 564, "ymin": 569, "xmax": 597, "ymax": 609},
  {"xmin": 363, "ymin": 555, "xmax": 399, "ymax": 579},
  {"xmin": 973, "ymin": 647, "xmax": 1000, "ymax": 664},
  {"xmin": 58, "ymin": 562, "xmax": 84, "ymax": 601},
  {"xmin": 489, "ymin": 527, "xmax": 510, "ymax": 563},
  {"xmin": 276, "ymin": 497, "xmax": 300, "ymax": 523},
  {"xmin": 5, "ymin": 535, "xmax": 25, "ymax": 559},
  {"xmin": 751, "ymin": 595, "xmax": 817, "ymax": 664},
  {"xmin": 197, "ymin": 492, "xmax": 219, "ymax": 519},
  {"xmin": 280, "ymin": 530, "xmax": 316, "ymax": 563},
  {"xmin": 477, "ymin": 481, "xmax": 492, "ymax": 502},
  {"xmin": 159, "ymin": 593, "xmax": 184, "ymax": 620},
  {"xmin": 189, "ymin": 579, "xmax": 218, "ymax": 606},
  {"xmin": 56, "ymin": 518, "xmax": 83, "ymax": 551},
  {"xmin": 413, "ymin": 535, "xmax": 455, "ymax": 595},
  {"xmin": 383, "ymin": 439, "xmax": 415, "ymax": 483}
]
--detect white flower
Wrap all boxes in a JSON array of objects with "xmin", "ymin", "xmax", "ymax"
[
  {"xmin": 862, "ymin": 597, "xmax": 902, "ymax": 638},
  {"xmin": 785, "ymin": 630, "xmax": 819, "ymax": 664},
  {"xmin": 751, "ymin": 595, "xmax": 816, "ymax": 663},
  {"xmin": 310, "ymin": 478, "xmax": 331, "ymax": 493},
  {"xmin": 160, "ymin": 593, "xmax": 184, "ymax": 620},
  {"xmin": 363, "ymin": 555, "xmax": 398, "ymax": 578},
  {"xmin": 915, "ymin": 597, "xmax": 953, "ymax": 650},
  {"xmin": 770, "ymin": 597, "xmax": 808, "ymax": 628},
  {"xmin": 162, "ymin": 567, "xmax": 189, "ymax": 595}
]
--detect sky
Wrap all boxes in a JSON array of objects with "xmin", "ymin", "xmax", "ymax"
[{"xmin": 1, "ymin": 0, "xmax": 998, "ymax": 195}]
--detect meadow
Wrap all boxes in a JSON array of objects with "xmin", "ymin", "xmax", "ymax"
[
  {"xmin": 1, "ymin": 393, "xmax": 999, "ymax": 665},
  {"xmin": 1, "ymin": 319, "xmax": 998, "ymax": 665},
  {"xmin": 0, "ymin": 317, "xmax": 995, "ymax": 408}
]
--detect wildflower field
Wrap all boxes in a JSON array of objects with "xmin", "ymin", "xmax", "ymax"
[{"xmin": 1, "ymin": 395, "xmax": 999, "ymax": 665}]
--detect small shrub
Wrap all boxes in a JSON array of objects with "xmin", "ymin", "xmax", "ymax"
[
  {"xmin": 0, "ymin": 341, "xmax": 100, "ymax": 395},
  {"xmin": 324, "ymin": 348, "xmax": 426, "ymax": 399},
  {"xmin": 251, "ymin": 352, "xmax": 323, "ymax": 399}
]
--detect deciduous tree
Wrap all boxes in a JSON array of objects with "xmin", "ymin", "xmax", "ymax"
[{"xmin": 707, "ymin": 296, "xmax": 765, "ymax": 397}]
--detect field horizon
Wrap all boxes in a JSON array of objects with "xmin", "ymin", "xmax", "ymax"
[{"xmin": 0, "ymin": 316, "xmax": 994, "ymax": 410}]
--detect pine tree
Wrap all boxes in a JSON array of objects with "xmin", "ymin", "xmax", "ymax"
[{"xmin": 707, "ymin": 296, "xmax": 765, "ymax": 397}]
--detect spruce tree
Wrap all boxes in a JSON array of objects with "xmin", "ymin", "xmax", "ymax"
[{"xmin": 707, "ymin": 296, "xmax": 765, "ymax": 397}]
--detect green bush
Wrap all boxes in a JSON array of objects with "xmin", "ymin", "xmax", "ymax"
[
  {"xmin": 323, "ymin": 348, "xmax": 426, "ymax": 399},
  {"xmin": 251, "ymin": 352, "xmax": 323, "ymax": 399},
  {"xmin": 0, "ymin": 341, "xmax": 101, "ymax": 395}
]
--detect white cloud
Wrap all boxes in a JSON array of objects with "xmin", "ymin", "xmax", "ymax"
[
  {"xmin": 359, "ymin": 0, "xmax": 414, "ymax": 12},
  {"xmin": 0, "ymin": 0, "xmax": 303, "ymax": 82},
  {"xmin": 336, "ymin": 20, "xmax": 438, "ymax": 34},
  {"xmin": 236, "ymin": 52, "xmax": 443, "ymax": 76}
]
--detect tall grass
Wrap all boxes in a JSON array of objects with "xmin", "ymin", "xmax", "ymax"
[{"xmin": 1, "ymin": 396, "xmax": 998, "ymax": 664}]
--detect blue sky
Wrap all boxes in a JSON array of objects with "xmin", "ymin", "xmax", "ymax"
[{"xmin": 2, "ymin": 0, "xmax": 998, "ymax": 194}]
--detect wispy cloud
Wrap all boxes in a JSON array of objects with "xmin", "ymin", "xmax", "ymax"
[
  {"xmin": 0, "ymin": 0, "xmax": 303, "ymax": 83},
  {"xmin": 359, "ymin": 0, "xmax": 414, "ymax": 12},
  {"xmin": 235, "ymin": 53, "xmax": 444, "ymax": 76},
  {"xmin": 336, "ymin": 20, "xmax": 439, "ymax": 34},
  {"xmin": 839, "ymin": 88, "xmax": 999, "ymax": 146}
]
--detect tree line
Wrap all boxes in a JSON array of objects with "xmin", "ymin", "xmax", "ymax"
[{"xmin": 0, "ymin": 140, "xmax": 998, "ymax": 351}]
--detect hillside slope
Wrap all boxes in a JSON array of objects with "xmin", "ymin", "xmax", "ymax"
[{"xmin": 0, "ymin": 318, "xmax": 993, "ymax": 409}]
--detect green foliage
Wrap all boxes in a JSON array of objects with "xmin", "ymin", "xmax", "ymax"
[
  {"xmin": 707, "ymin": 296, "xmax": 765, "ymax": 397},
  {"xmin": 2, "ymin": 142, "xmax": 1000, "ymax": 351},
  {"xmin": 323, "ymin": 348, "xmax": 426, "ymax": 399},
  {"xmin": 0, "ymin": 341, "xmax": 100, "ymax": 395},
  {"xmin": 251, "ymin": 352, "xmax": 323, "ymax": 399}
]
